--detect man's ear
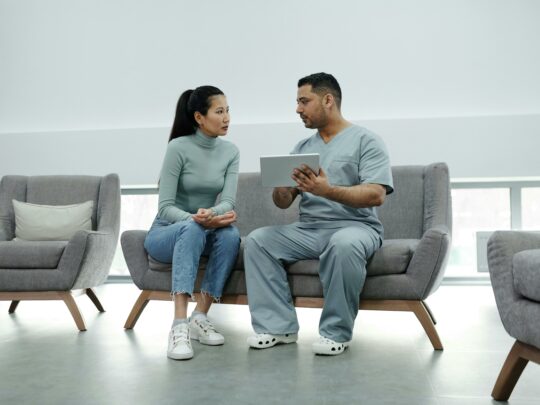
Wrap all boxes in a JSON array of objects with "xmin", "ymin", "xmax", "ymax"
[{"xmin": 323, "ymin": 93, "xmax": 334, "ymax": 108}]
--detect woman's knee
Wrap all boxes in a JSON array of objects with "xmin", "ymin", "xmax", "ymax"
[
  {"xmin": 215, "ymin": 226, "xmax": 241, "ymax": 248},
  {"xmin": 174, "ymin": 220, "xmax": 205, "ymax": 238},
  {"xmin": 216, "ymin": 225, "xmax": 240, "ymax": 239}
]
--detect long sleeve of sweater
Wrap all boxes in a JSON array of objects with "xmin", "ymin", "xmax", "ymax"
[{"xmin": 209, "ymin": 149, "xmax": 239, "ymax": 215}]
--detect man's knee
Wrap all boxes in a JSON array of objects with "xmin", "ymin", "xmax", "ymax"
[
  {"xmin": 327, "ymin": 235, "xmax": 369, "ymax": 260},
  {"xmin": 245, "ymin": 226, "xmax": 273, "ymax": 249}
]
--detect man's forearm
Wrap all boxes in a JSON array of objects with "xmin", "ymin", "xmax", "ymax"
[
  {"xmin": 322, "ymin": 183, "xmax": 386, "ymax": 208},
  {"xmin": 272, "ymin": 187, "xmax": 299, "ymax": 209}
]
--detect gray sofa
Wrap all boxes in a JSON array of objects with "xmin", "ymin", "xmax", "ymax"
[
  {"xmin": 488, "ymin": 231, "xmax": 540, "ymax": 400},
  {"xmin": 0, "ymin": 174, "xmax": 121, "ymax": 331},
  {"xmin": 122, "ymin": 163, "xmax": 451, "ymax": 349}
]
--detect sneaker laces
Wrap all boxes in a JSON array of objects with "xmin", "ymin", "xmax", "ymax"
[
  {"xmin": 172, "ymin": 325, "xmax": 190, "ymax": 346},
  {"xmin": 194, "ymin": 318, "xmax": 217, "ymax": 335}
]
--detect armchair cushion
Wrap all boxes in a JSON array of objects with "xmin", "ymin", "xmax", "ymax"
[
  {"xmin": 13, "ymin": 200, "xmax": 93, "ymax": 241},
  {"xmin": 513, "ymin": 249, "xmax": 540, "ymax": 302},
  {"xmin": 0, "ymin": 240, "xmax": 67, "ymax": 269}
]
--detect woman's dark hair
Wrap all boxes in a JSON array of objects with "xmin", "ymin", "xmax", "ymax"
[{"xmin": 168, "ymin": 85, "xmax": 224, "ymax": 142}]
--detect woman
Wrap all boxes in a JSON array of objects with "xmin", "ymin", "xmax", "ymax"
[{"xmin": 144, "ymin": 86, "xmax": 240, "ymax": 360}]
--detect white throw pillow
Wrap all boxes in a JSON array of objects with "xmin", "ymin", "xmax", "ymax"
[{"xmin": 12, "ymin": 200, "xmax": 94, "ymax": 241}]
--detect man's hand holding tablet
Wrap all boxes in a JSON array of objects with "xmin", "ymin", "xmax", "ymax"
[{"xmin": 291, "ymin": 164, "xmax": 330, "ymax": 196}]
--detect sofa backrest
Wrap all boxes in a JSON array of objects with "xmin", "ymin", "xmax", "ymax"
[
  {"xmin": 380, "ymin": 162, "xmax": 451, "ymax": 240},
  {"xmin": 235, "ymin": 163, "xmax": 451, "ymax": 240},
  {"xmin": 377, "ymin": 165, "xmax": 425, "ymax": 240},
  {"xmin": 234, "ymin": 173, "xmax": 300, "ymax": 236}
]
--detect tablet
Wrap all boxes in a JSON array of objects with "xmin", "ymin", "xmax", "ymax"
[{"xmin": 260, "ymin": 153, "xmax": 320, "ymax": 187}]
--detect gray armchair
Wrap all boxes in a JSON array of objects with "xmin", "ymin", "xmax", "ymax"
[
  {"xmin": 488, "ymin": 231, "xmax": 540, "ymax": 401},
  {"xmin": 0, "ymin": 174, "xmax": 120, "ymax": 331},
  {"xmin": 122, "ymin": 163, "xmax": 452, "ymax": 350}
]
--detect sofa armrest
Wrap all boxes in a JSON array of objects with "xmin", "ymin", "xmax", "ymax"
[
  {"xmin": 96, "ymin": 174, "xmax": 121, "ymax": 235},
  {"xmin": 488, "ymin": 231, "xmax": 540, "ymax": 316},
  {"xmin": 513, "ymin": 249, "xmax": 540, "ymax": 302},
  {"xmin": 488, "ymin": 231, "xmax": 540, "ymax": 346},
  {"xmin": 120, "ymin": 230, "xmax": 149, "ymax": 289},
  {"xmin": 58, "ymin": 229, "xmax": 115, "ymax": 289},
  {"xmin": 405, "ymin": 224, "xmax": 452, "ymax": 299}
]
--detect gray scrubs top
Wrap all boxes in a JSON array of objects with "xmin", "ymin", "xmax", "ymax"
[{"xmin": 291, "ymin": 125, "xmax": 393, "ymax": 236}]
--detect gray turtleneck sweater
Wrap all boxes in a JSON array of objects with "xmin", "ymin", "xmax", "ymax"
[{"xmin": 157, "ymin": 129, "xmax": 240, "ymax": 223}]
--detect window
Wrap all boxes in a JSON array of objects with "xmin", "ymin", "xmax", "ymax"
[
  {"xmin": 522, "ymin": 187, "xmax": 540, "ymax": 230},
  {"xmin": 447, "ymin": 188, "xmax": 511, "ymax": 276},
  {"xmin": 110, "ymin": 193, "xmax": 158, "ymax": 276}
]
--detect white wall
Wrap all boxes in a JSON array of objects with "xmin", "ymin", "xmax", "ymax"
[{"xmin": 1, "ymin": 0, "xmax": 539, "ymax": 184}]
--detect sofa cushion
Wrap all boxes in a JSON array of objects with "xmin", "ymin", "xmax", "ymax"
[
  {"xmin": 367, "ymin": 239, "xmax": 419, "ymax": 276},
  {"xmin": 513, "ymin": 249, "xmax": 540, "ymax": 302},
  {"xmin": 0, "ymin": 240, "xmax": 68, "ymax": 269},
  {"xmin": 148, "ymin": 238, "xmax": 417, "ymax": 277},
  {"xmin": 13, "ymin": 199, "xmax": 93, "ymax": 241},
  {"xmin": 148, "ymin": 254, "xmax": 174, "ymax": 272},
  {"xmin": 286, "ymin": 239, "xmax": 417, "ymax": 276}
]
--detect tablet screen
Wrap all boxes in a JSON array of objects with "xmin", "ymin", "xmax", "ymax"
[{"xmin": 260, "ymin": 153, "xmax": 320, "ymax": 187}]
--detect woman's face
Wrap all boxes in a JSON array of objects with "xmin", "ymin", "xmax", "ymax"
[{"xmin": 195, "ymin": 95, "xmax": 230, "ymax": 137}]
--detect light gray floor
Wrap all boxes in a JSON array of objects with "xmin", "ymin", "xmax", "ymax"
[{"xmin": 1, "ymin": 284, "xmax": 539, "ymax": 405}]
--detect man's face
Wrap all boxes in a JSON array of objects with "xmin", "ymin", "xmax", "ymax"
[{"xmin": 296, "ymin": 85, "xmax": 327, "ymax": 129}]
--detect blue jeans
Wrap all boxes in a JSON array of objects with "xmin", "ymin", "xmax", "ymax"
[{"xmin": 144, "ymin": 217, "xmax": 240, "ymax": 299}]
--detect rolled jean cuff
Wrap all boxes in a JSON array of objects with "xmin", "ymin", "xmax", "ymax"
[
  {"xmin": 170, "ymin": 290, "xmax": 195, "ymax": 301},
  {"xmin": 200, "ymin": 289, "xmax": 222, "ymax": 303}
]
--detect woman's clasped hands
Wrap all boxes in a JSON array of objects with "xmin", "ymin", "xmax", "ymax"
[{"xmin": 192, "ymin": 208, "xmax": 237, "ymax": 228}]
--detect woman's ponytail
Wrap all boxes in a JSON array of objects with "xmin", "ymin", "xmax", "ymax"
[{"xmin": 168, "ymin": 89, "xmax": 196, "ymax": 142}]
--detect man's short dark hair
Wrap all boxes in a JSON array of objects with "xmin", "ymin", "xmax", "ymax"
[{"xmin": 298, "ymin": 72, "xmax": 342, "ymax": 109}]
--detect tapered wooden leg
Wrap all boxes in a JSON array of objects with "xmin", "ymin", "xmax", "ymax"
[
  {"xmin": 423, "ymin": 301, "xmax": 437, "ymax": 325},
  {"xmin": 124, "ymin": 290, "xmax": 152, "ymax": 329},
  {"xmin": 491, "ymin": 340, "xmax": 540, "ymax": 401},
  {"xmin": 408, "ymin": 301, "xmax": 443, "ymax": 350},
  {"xmin": 8, "ymin": 300, "xmax": 20, "ymax": 313},
  {"xmin": 59, "ymin": 292, "xmax": 87, "ymax": 331},
  {"xmin": 86, "ymin": 288, "xmax": 105, "ymax": 312}
]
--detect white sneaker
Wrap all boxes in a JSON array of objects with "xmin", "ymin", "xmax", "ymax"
[
  {"xmin": 247, "ymin": 333, "xmax": 298, "ymax": 349},
  {"xmin": 167, "ymin": 323, "xmax": 194, "ymax": 360},
  {"xmin": 312, "ymin": 336, "xmax": 350, "ymax": 356},
  {"xmin": 189, "ymin": 316, "xmax": 225, "ymax": 346}
]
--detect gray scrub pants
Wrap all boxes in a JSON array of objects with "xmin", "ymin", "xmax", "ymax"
[{"xmin": 244, "ymin": 223, "xmax": 381, "ymax": 343}]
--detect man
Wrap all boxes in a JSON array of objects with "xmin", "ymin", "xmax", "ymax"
[{"xmin": 244, "ymin": 72, "xmax": 393, "ymax": 355}]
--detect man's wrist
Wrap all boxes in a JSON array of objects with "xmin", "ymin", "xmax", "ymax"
[{"xmin": 322, "ymin": 185, "xmax": 336, "ymax": 200}]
